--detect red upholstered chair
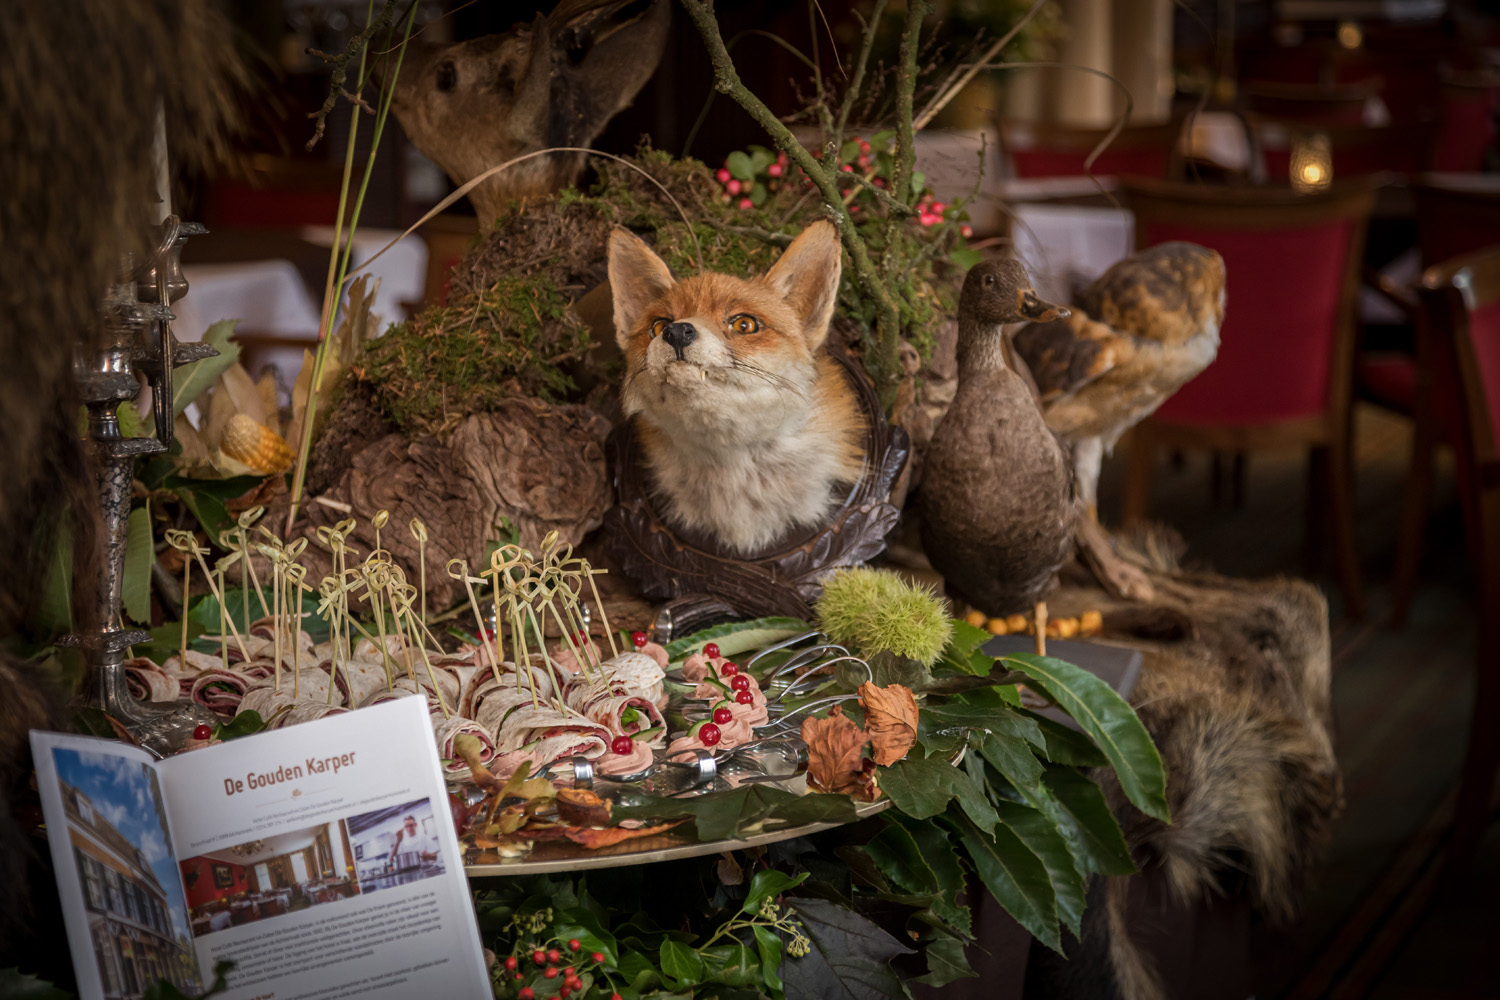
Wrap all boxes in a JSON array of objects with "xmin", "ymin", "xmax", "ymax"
[
  {"xmin": 1384, "ymin": 178, "xmax": 1500, "ymax": 626},
  {"xmin": 1415, "ymin": 246, "xmax": 1500, "ymax": 879},
  {"xmin": 998, "ymin": 120, "xmax": 1182, "ymax": 180},
  {"xmin": 1121, "ymin": 179, "xmax": 1380, "ymax": 618},
  {"xmin": 1431, "ymin": 77, "xmax": 1498, "ymax": 173}
]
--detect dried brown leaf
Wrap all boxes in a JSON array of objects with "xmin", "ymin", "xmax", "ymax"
[
  {"xmin": 801, "ymin": 706, "xmax": 878, "ymax": 799},
  {"xmin": 555, "ymin": 787, "xmax": 612, "ymax": 827},
  {"xmin": 564, "ymin": 821, "xmax": 682, "ymax": 849},
  {"xmin": 858, "ymin": 681, "xmax": 919, "ymax": 766}
]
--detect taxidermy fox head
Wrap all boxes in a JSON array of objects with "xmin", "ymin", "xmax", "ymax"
[
  {"xmin": 607, "ymin": 220, "xmax": 866, "ymax": 555},
  {"xmin": 385, "ymin": 0, "xmax": 669, "ymax": 224}
]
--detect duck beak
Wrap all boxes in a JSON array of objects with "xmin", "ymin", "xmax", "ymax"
[{"xmin": 1020, "ymin": 290, "xmax": 1069, "ymax": 323}]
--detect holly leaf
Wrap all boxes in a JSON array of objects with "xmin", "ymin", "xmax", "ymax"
[
  {"xmin": 783, "ymin": 897, "xmax": 913, "ymax": 1000},
  {"xmin": 950, "ymin": 811, "xmax": 1062, "ymax": 954},
  {"xmin": 994, "ymin": 800, "xmax": 1087, "ymax": 938},
  {"xmin": 880, "ymin": 754, "xmax": 998, "ymax": 832}
]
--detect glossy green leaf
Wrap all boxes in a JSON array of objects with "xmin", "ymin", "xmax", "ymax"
[
  {"xmin": 937, "ymin": 619, "xmax": 993, "ymax": 675},
  {"xmin": 612, "ymin": 784, "xmax": 857, "ymax": 842},
  {"xmin": 122, "ymin": 506, "xmax": 154, "ymax": 625},
  {"xmin": 726, "ymin": 151, "xmax": 754, "ymax": 181},
  {"xmin": 1017, "ymin": 708, "xmax": 1107, "ymax": 767},
  {"xmin": 977, "ymin": 728, "xmax": 1044, "ymax": 791},
  {"xmin": 701, "ymin": 941, "xmax": 758, "ymax": 987},
  {"xmin": 890, "ymin": 814, "xmax": 970, "ymax": 935},
  {"xmin": 951, "ymin": 811, "xmax": 1062, "ymax": 954},
  {"xmin": 1037, "ymin": 765, "xmax": 1136, "ymax": 876},
  {"xmin": 36, "ymin": 521, "xmax": 74, "ymax": 635},
  {"xmin": 212, "ymin": 710, "xmax": 265, "ymax": 742},
  {"xmin": 1002, "ymin": 653, "xmax": 1168, "ymax": 820},
  {"xmin": 555, "ymin": 908, "xmax": 619, "ymax": 965},
  {"xmin": 660, "ymin": 939, "xmax": 705, "ymax": 987},
  {"xmin": 913, "ymin": 934, "xmax": 976, "ymax": 988},
  {"xmin": 743, "ymin": 869, "xmax": 807, "ymax": 915},
  {"xmin": 664, "ymin": 617, "xmax": 808, "ymax": 663},
  {"xmin": 783, "ymin": 897, "xmax": 913, "ymax": 1000},
  {"xmin": 949, "ymin": 247, "xmax": 983, "ymax": 270},
  {"xmin": 994, "ymin": 800, "xmax": 1087, "ymax": 938},
  {"xmin": 753, "ymin": 924, "xmax": 784, "ymax": 993},
  {"xmin": 0, "ymin": 968, "xmax": 73, "ymax": 1000},
  {"xmin": 880, "ymin": 754, "xmax": 998, "ymax": 832},
  {"xmin": 172, "ymin": 320, "xmax": 240, "ymax": 416},
  {"xmin": 863, "ymin": 824, "xmax": 939, "ymax": 895}
]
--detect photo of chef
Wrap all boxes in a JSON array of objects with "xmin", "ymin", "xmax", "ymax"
[{"xmin": 345, "ymin": 798, "xmax": 445, "ymax": 894}]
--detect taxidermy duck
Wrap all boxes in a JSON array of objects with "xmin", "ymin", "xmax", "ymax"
[
  {"xmin": 920, "ymin": 258, "xmax": 1074, "ymax": 616},
  {"xmin": 1013, "ymin": 241, "xmax": 1226, "ymax": 600}
]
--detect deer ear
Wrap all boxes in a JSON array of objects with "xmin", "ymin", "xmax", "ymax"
[
  {"xmin": 607, "ymin": 228, "xmax": 675, "ymax": 350},
  {"xmin": 764, "ymin": 220, "xmax": 842, "ymax": 351}
]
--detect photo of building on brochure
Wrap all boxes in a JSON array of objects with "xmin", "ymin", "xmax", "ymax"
[
  {"xmin": 345, "ymin": 797, "xmax": 446, "ymax": 895},
  {"xmin": 51, "ymin": 747, "xmax": 199, "ymax": 1000},
  {"xmin": 178, "ymin": 818, "xmax": 361, "ymax": 939}
]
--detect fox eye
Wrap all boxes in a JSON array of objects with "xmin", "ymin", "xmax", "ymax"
[
  {"xmin": 728, "ymin": 314, "xmax": 760, "ymax": 335},
  {"xmin": 650, "ymin": 318, "xmax": 670, "ymax": 338}
]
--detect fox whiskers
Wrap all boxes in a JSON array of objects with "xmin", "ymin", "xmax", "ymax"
[{"xmin": 729, "ymin": 357, "xmax": 804, "ymax": 399}]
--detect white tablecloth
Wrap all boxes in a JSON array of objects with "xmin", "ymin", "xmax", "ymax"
[{"xmin": 1010, "ymin": 203, "xmax": 1135, "ymax": 305}]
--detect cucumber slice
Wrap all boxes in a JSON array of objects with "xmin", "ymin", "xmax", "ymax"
[{"xmin": 665, "ymin": 617, "xmax": 810, "ymax": 663}]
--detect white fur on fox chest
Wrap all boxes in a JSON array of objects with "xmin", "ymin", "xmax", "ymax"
[{"xmin": 622, "ymin": 321, "xmax": 847, "ymax": 553}]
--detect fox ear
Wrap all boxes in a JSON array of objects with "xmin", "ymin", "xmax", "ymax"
[
  {"xmin": 607, "ymin": 228, "xmax": 675, "ymax": 350},
  {"xmin": 764, "ymin": 219, "xmax": 842, "ymax": 351}
]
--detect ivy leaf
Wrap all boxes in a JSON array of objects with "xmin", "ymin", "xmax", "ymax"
[
  {"xmin": 880, "ymin": 754, "xmax": 998, "ymax": 832},
  {"xmin": 913, "ymin": 934, "xmax": 976, "ymax": 988},
  {"xmin": 122, "ymin": 506, "xmax": 154, "ymax": 625},
  {"xmin": 1036, "ymin": 765, "xmax": 1136, "ymax": 876},
  {"xmin": 726, "ymin": 151, "xmax": 754, "ymax": 181},
  {"xmin": 949, "ymin": 811, "xmax": 1062, "ymax": 954},
  {"xmin": 701, "ymin": 941, "xmax": 758, "ymax": 987},
  {"xmin": 783, "ymin": 897, "xmax": 913, "ymax": 1000},
  {"xmin": 994, "ymin": 800, "xmax": 1087, "ymax": 938},
  {"xmin": 660, "ymin": 939, "xmax": 706, "ymax": 987},
  {"xmin": 753, "ymin": 924, "xmax": 784, "ymax": 993},
  {"xmin": 1002, "ymin": 653, "xmax": 1169, "ymax": 820},
  {"xmin": 743, "ymin": 869, "xmax": 807, "ymax": 915}
]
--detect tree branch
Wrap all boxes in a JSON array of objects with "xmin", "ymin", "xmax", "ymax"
[
  {"xmin": 677, "ymin": 0, "xmax": 904, "ymax": 398},
  {"xmin": 832, "ymin": 0, "xmax": 888, "ymax": 147}
]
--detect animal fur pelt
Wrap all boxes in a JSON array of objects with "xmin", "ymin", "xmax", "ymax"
[
  {"xmin": 0, "ymin": 0, "xmax": 242, "ymax": 962},
  {"xmin": 1026, "ymin": 528, "xmax": 1340, "ymax": 1000}
]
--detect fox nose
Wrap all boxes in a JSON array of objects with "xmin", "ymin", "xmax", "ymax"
[{"xmin": 661, "ymin": 321, "xmax": 697, "ymax": 360}]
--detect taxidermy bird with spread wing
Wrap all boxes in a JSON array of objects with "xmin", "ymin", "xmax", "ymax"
[{"xmin": 1013, "ymin": 241, "xmax": 1226, "ymax": 600}]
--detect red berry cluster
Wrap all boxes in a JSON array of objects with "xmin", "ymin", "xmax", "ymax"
[
  {"xmin": 501, "ymin": 938, "xmax": 618, "ymax": 1000},
  {"xmin": 714, "ymin": 149, "xmax": 791, "ymax": 210}
]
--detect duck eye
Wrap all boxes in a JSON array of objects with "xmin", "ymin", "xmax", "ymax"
[
  {"xmin": 435, "ymin": 61, "xmax": 457, "ymax": 93},
  {"xmin": 728, "ymin": 314, "xmax": 760, "ymax": 335},
  {"xmin": 650, "ymin": 318, "xmax": 670, "ymax": 338},
  {"xmin": 983, "ymin": 274, "xmax": 995, "ymax": 286}
]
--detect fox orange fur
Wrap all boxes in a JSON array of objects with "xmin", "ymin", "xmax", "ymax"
[{"xmin": 607, "ymin": 221, "xmax": 866, "ymax": 554}]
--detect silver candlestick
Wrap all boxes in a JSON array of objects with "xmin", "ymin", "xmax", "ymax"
[{"xmin": 61, "ymin": 216, "xmax": 220, "ymax": 756}]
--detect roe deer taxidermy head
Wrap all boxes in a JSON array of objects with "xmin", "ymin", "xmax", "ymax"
[{"xmin": 386, "ymin": 0, "xmax": 669, "ymax": 223}]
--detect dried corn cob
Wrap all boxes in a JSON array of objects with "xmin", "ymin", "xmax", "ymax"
[{"xmin": 221, "ymin": 412, "xmax": 294, "ymax": 474}]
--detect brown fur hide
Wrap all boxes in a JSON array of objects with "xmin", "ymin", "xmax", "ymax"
[
  {"xmin": 1029, "ymin": 530, "xmax": 1340, "ymax": 999},
  {"xmin": 0, "ymin": 0, "xmax": 241, "ymax": 955}
]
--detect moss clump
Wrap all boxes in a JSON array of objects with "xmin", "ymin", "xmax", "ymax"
[
  {"xmin": 816, "ymin": 567, "xmax": 953, "ymax": 666},
  {"xmin": 356, "ymin": 273, "xmax": 591, "ymax": 435}
]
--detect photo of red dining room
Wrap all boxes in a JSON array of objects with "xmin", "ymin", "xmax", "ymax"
[{"xmin": 179, "ymin": 820, "xmax": 359, "ymax": 937}]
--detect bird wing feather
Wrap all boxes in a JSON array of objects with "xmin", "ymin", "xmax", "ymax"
[{"xmin": 1013, "ymin": 311, "xmax": 1138, "ymax": 401}]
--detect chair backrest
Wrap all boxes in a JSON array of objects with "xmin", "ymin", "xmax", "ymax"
[
  {"xmin": 1244, "ymin": 80, "xmax": 1380, "ymax": 126},
  {"xmin": 999, "ymin": 119, "xmax": 1182, "ymax": 180},
  {"xmin": 1431, "ymin": 78, "xmax": 1497, "ymax": 173},
  {"xmin": 1252, "ymin": 120, "xmax": 1433, "ymax": 181},
  {"xmin": 1412, "ymin": 176, "xmax": 1500, "ymax": 269},
  {"xmin": 1421, "ymin": 246, "xmax": 1500, "ymax": 478},
  {"xmin": 1123, "ymin": 178, "xmax": 1378, "ymax": 430}
]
